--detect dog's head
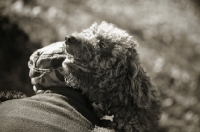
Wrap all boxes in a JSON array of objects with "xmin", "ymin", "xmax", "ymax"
[{"xmin": 63, "ymin": 22, "xmax": 152, "ymax": 113}]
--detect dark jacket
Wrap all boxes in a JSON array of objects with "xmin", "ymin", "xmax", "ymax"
[{"xmin": 0, "ymin": 87, "xmax": 100, "ymax": 132}]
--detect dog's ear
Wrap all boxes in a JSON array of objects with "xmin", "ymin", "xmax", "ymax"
[{"xmin": 126, "ymin": 49, "xmax": 151, "ymax": 108}]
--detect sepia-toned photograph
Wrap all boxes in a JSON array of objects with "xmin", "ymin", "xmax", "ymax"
[{"xmin": 0, "ymin": 0, "xmax": 200, "ymax": 132}]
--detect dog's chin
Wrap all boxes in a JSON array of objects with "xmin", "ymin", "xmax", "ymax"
[{"xmin": 62, "ymin": 51, "xmax": 94, "ymax": 89}]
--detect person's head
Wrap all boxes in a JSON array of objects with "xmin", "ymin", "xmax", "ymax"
[{"xmin": 28, "ymin": 42, "xmax": 67, "ymax": 92}]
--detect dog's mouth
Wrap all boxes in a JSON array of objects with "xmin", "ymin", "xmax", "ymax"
[{"xmin": 63, "ymin": 51, "xmax": 91, "ymax": 73}]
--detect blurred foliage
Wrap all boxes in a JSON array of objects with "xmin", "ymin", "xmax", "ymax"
[{"xmin": 0, "ymin": 0, "xmax": 200, "ymax": 131}]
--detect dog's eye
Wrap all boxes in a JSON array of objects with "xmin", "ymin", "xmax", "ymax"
[{"xmin": 99, "ymin": 42, "xmax": 106, "ymax": 48}]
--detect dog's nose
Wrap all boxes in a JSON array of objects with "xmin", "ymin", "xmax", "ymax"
[
  {"xmin": 65, "ymin": 37, "xmax": 68, "ymax": 41},
  {"xmin": 65, "ymin": 36, "xmax": 76, "ymax": 44},
  {"xmin": 65, "ymin": 37, "xmax": 68, "ymax": 45}
]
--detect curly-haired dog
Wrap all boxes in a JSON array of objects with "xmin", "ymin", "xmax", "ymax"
[{"xmin": 63, "ymin": 22, "xmax": 161, "ymax": 132}]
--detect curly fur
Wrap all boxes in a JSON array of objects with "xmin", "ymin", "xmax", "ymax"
[{"xmin": 63, "ymin": 22, "xmax": 161, "ymax": 132}]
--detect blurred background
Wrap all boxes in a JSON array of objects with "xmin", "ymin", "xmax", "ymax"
[{"xmin": 0, "ymin": 0, "xmax": 200, "ymax": 131}]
